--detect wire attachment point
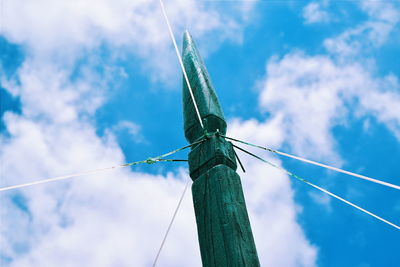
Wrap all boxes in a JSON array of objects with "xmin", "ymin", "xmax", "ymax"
[{"xmin": 146, "ymin": 158, "xmax": 158, "ymax": 164}]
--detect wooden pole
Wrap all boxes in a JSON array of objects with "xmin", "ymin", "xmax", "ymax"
[{"xmin": 182, "ymin": 31, "xmax": 260, "ymax": 267}]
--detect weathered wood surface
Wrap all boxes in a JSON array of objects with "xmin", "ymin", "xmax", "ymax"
[{"xmin": 183, "ymin": 31, "xmax": 260, "ymax": 267}]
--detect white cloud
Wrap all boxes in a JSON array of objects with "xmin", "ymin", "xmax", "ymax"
[
  {"xmin": 0, "ymin": 63, "xmax": 318, "ymax": 265},
  {"xmin": 257, "ymin": 52, "xmax": 400, "ymax": 163},
  {"xmin": 0, "ymin": 95, "xmax": 201, "ymax": 266},
  {"xmin": 0, "ymin": 0, "xmax": 255, "ymax": 83},
  {"xmin": 228, "ymin": 114, "xmax": 285, "ymax": 150},
  {"xmin": 303, "ymin": 2, "xmax": 330, "ymax": 24},
  {"xmin": 235, "ymin": 0, "xmax": 400, "ymax": 224},
  {"xmin": 324, "ymin": 1, "xmax": 400, "ymax": 56},
  {"xmin": 259, "ymin": 53, "xmax": 347, "ymax": 163},
  {"xmin": 258, "ymin": 1, "xmax": 400, "ymax": 161},
  {"xmin": 259, "ymin": 1, "xmax": 400, "ymax": 161},
  {"xmin": 0, "ymin": 1, "xmax": 317, "ymax": 267},
  {"xmin": 111, "ymin": 120, "xmax": 145, "ymax": 143},
  {"xmin": 229, "ymin": 121, "xmax": 318, "ymax": 267},
  {"xmin": 0, "ymin": 73, "xmax": 317, "ymax": 266},
  {"xmin": 2, "ymin": 61, "xmax": 107, "ymax": 124},
  {"xmin": 5, "ymin": 0, "xmax": 398, "ymax": 265}
]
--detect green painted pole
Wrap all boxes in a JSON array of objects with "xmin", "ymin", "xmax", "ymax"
[{"xmin": 182, "ymin": 31, "xmax": 260, "ymax": 267}]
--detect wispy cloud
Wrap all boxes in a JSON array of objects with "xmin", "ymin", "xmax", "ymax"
[
  {"xmin": 324, "ymin": 1, "xmax": 400, "ymax": 56},
  {"xmin": 254, "ymin": 1, "xmax": 400, "ymax": 164},
  {"xmin": 111, "ymin": 120, "xmax": 146, "ymax": 143},
  {"xmin": 257, "ymin": 52, "xmax": 400, "ymax": 163},
  {"xmin": 0, "ymin": 0, "xmax": 256, "ymax": 83},
  {"xmin": 303, "ymin": 2, "xmax": 330, "ymax": 24},
  {"xmin": 1, "ymin": 0, "xmax": 399, "ymax": 266}
]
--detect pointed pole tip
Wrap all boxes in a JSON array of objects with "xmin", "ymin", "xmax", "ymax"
[
  {"xmin": 183, "ymin": 30, "xmax": 193, "ymax": 47},
  {"xmin": 183, "ymin": 30, "xmax": 193, "ymax": 55}
]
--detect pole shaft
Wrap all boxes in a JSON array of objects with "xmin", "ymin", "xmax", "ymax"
[{"xmin": 182, "ymin": 31, "xmax": 260, "ymax": 266}]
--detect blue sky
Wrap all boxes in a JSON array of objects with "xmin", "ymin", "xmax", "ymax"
[{"xmin": 1, "ymin": 0, "xmax": 399, "ymax": 266}]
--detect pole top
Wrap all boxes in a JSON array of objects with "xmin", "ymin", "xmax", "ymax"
[{"xmin": 182, "ymin": 31, "xmax": 227, "ymax": 143}]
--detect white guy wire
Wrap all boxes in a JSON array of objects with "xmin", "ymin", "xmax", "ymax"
[
  {"xmin": 304, "ymin": 179, "xmax": 400, "ymax": 230},
  {"xmin": 158, "ymin": 0, "xmax": 205, "ymax": 129},
  {"xmin": 0, "ymin": 165, "xmax": 127, "ymax": 192},
  {"xmin": 223, "ymin": 135, "xmax": 400, "ymax": 191},
  {"xmin": 0, "ymin": 139, "xmax": 203, "ymax": 193},
  {"xmin": 152, "ymin": 179, "xmax": 190, "ymax": 267},
  {"xmin": 272, "ymin": 149, "xmax": 400, "ymax": 190},
  {"xmin": 232, "ymin": 144, "xmax": 400, "ymax": 230}
]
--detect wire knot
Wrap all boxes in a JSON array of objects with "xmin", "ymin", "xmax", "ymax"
[{"xmin": 146, "ymin": 158, "xmax": 158, "ymax": 164}]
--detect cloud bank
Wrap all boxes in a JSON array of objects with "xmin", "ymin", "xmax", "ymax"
[
  {"xmin": 3, "ymin": 0, "xmax": 398, "ymax": 265},
  {"xmin": 1, "ymin": 0, "xmax": 317, "ymax": 266}
]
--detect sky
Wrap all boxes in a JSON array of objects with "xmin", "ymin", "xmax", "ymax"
[{"xmin": 0, "ymin": 0, "xmax": 399, "ymax": 266}]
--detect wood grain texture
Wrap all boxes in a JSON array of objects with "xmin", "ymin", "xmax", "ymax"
[
  {"xmin": 183, "ymin": 31, "xmax": 260, "ymax": 266},
  {"xmin": 192, "ymin": 165, "xmax": 260, "ymax": 267}
]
